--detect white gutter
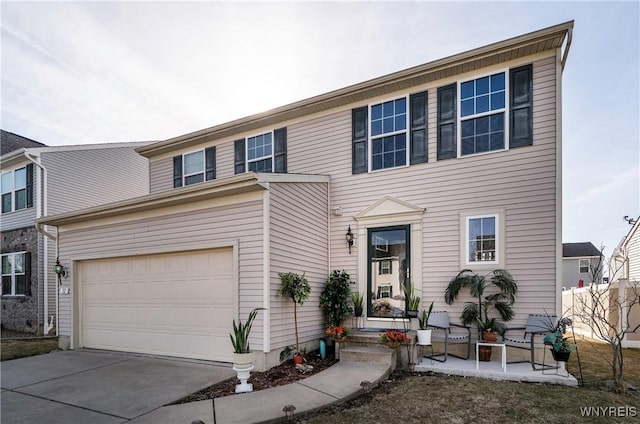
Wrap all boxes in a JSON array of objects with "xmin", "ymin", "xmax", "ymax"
[
  {"xmin": 561, "ymin": 27, "xmax": 573, "ymax": 71},
  {"xmin": 25, "ymin": 152, "xmax": 56, "ymax": 335}
]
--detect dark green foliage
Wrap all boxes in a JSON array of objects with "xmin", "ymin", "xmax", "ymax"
[
  {"xmin": 319, "ymin": 270, "xmax": 352, "ymax": 327},
  {"xmin": 230, "ymin": 308, "xmax": 265, "ymax": 353},
  {"xmin": 279, "ymin": 272, "xmax": 311, "ymax": 353}
]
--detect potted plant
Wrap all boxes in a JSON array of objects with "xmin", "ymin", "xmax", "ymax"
[
  {"xmin": 403, "ymin": 282, "xmax": 421, "ymax": 317},
  {"xmin": 319, "ymin": 270, "xmax": 352, "ymax": 327},
  {"xmin": 380, "ymin": 330, "xmax": 410, "ymax": 349},
  {"xmin": 444, "ymin": 269, "xmax": 518, "ymax": 361},
  {"xmin": 352, "ymin": 291, "xmax": 364, "ymax": 317},
  {"xmin": 229, "ymin": 307, "xmax": 265, "ymax": 393},
  {"xmin": 279, "ymin": 272, "xmax": 311, "ymax": 364},
  {"xmin": 230, "ymin": 307, "xmax": 265, "ymax": 368},
  {"xmin": 543, "ymin": 316, "xmax": 575, "ymax": 362},
  {"xmin": 325, "ymin": 325, "xmax": 350, "ymax": 343},
  {"xmin": 417, "ymin": 301, "xmax": 434, "ymax": 345}
]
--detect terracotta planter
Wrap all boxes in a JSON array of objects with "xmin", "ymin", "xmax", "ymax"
[
  {"xmin": 478, "ymin": 346, "xmax": 492, "ymax": 362},
  {"xmin": 482, "ymin": 331, "xmax": 498, "ymax": 343},
  {"xmin": 293, "ymin": 354, "xmax": 304, "ymax": 364}
]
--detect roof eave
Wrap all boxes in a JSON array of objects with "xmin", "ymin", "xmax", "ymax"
[{"xmin": 136, "ymin": 20, "xmax": 574, "ymax": 158}]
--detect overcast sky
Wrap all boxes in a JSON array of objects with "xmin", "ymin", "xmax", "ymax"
[{"xmin": 1, "ymin": 1, "xmax": 638, "ymax": 260}]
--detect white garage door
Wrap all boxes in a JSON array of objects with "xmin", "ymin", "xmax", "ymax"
[{"xmin": 80, "ymin": 248, "xmax": 235, "ymax": 362}]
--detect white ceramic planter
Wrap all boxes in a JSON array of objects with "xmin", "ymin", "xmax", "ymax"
[
  {"xmin": 233, "ymin": 352, "xmax": 254, "ymax": 369},
  {"xmin": 416, "ymin": 329, "xmax": 432, "ymax": 345}
]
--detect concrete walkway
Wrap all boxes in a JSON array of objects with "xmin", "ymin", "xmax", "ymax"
[{"xmin": 130, "ymin": 361, "xmax": 392, "ymax": 424}]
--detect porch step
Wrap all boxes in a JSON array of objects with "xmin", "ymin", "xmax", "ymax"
[{"xmin": 339, "ymin": 346, "xmax": 396, "ymax": 367}]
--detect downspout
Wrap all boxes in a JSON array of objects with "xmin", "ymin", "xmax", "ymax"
[
  {"xmin": 25, "ymin": 152, "xmax": 56, "ymax": 335},
  {"xmin": 561, "ymin": 27, "xmax": 573, "ymax": 72}
]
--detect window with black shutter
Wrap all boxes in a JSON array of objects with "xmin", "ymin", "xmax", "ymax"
[{"xmin": 173, "ymin": 147, "xmax": 217, "ymax": 187}]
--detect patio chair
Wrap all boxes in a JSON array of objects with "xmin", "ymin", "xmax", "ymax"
[
  {"xmin": 502, "ymin": 313, "xmax": 556, "ymax": 370},
  {"xmin": 426, "ymin": 311, "xmax": 471, "ymax": 362}
]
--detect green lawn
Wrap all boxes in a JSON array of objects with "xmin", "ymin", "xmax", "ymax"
[
  {"xmin": 295, "ymin": 339, "xmax": 640, "ymax": 423},
  {"xmin": 1, "ymin": 337, "xmax": 59, "ymax": 361}
]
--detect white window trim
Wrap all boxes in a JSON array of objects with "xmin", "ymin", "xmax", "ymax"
[
  {"xmin": 1, "ymin": 166, "xmax": 27, "ymax": 213},
  {"xmin": 182, "ymin": 149, "xmax": 205, "ymax": 186},
  {"xmin": 457, "ymin": 69, "xmax": 510, "ymax": 158},
  {"xmin": 1, "ymin": 251, "xmax": 27, "ymax": 296},
  {"xmin": 246, "ymin": 130, "xmax": 274, "ymax": 172},
  {"xmin": 578, "ymin": 259, "xmax": 590, "ymax": 274},
  {"xmin": 368, "ymin": 95, "xmax": 410, "ymax": 173},
  {"xmin": 460, "ymin": 210, "xmax": 505, "ymax": 270}
]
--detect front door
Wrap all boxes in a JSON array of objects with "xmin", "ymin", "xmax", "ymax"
[{"xmin": 367, "ymin": 225, "xmax": 410, "ymax": 318}]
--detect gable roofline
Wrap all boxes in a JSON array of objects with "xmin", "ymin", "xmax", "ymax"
[
  {"xmin": 562, "ymin": 242, "xmax": 603, "ymax": 258},
  {"xmin": 36, "ymin": 172, "xmax": 329, "ymax": 227},
  {"xmin": 136, "ymin": 20, "xmax": 574, "ymax": 159},
  {"xmin": 621, "ymin": 216, "xmax": 640, "ymax": 250}
]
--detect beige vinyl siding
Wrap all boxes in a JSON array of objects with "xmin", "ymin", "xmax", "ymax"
[
  {"xmin": 57, "ymin": 198, "xmax": 265, "ymax": 348},
  {"xmin": 149, "ymin": 156, "xmax": 172, "ymax": 193},
  {"xmin": 269, "ymin": 182, "xmax": 329, "ymax": 349},
  {"xmin": 42, "ymin": 147, "xmax": 149, "ymax": 216},
  {"xmin": 283, "ymin": 55, "xmax": 558, "ymax": 327},
  {"xmin": 628, "ymin": 229, "xmax": 640, "ymax": 282}
]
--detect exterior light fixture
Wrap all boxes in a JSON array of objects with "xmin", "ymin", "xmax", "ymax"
[
  {"xmin": 346, "ymin": 226, "xmax": 354, "ymax": 254},
  {"xmin": 54, "ymin": 258, "xmax": 66, "ymax": 279}
]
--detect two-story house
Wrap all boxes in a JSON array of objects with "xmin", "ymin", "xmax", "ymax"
[
  {"xmin": 1, "ymin": 130, "xmax": 150, "ymax": 334},
  {"xmin": 39, "ymin": 21, "xmax": 573, "ymax": 370},
  {"xmin": 562, "ymin": 242, "xmax": 603, "ymax": 289}
]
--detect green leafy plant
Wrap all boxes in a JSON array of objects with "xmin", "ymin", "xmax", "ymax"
[
  {"xmin": 279, "ymin": 272, "xmax": 311, "ymax": 354},
  {"xmin": 444, "ymin": 269, "xmax": 518, "ymax": 336},
  {"xmin": 418, "ymin": 301, "xmax": 434, "ymax": 330},
  {"xmin": 403, "ymin": 282, "xmax": 421, "ymax": 311},
  {"xmin": 230, "ymin": 308, "xmax": 265, "ymax": 353},
  {"xmin": 319, "ymin": 270, "xmax": 352, "ymax": 327},
  {"xmin": 543, "ymin": 316, "xmax": 576, "ymax": 353}
]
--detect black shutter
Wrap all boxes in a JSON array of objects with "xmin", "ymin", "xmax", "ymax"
[
  {"xmin": 173, "ymin": 156, "xmax": 183, "ymax": 188},
  {"xmin": 273, "ymin": 127, "xmax": 287, "ymax": 173},
  {"xmin": 26, "ymin": 163, "xmax": 34, "ymax": 208},
  {"xmin": 234, "ymin": 139, "xmax": 246, "ymax": 174},
  {"xmin": 24, "ymin": 252, "xmax": 31, "ymax": 296},
  {"xmin": 510, "ymin": 64, "xmax": 533, "ymax": 148},
  {"xmin": 437, "ymin": 84, "xmax": 457, "ymax": 160},
  {"xmin": 410, "ymin": 91, "xmax": 428, "ymax": 164},
  {"xmin": 352, "ymin": 107, "xmax": 368, "ymax": 174},
  {"xmin": 205, "ymin": 147, "xmax": 216, "ymax": 181}
]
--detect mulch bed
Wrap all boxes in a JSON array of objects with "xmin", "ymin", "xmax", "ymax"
[{"xmin": 174, "ymin": 354, "xmax": 338, "ymax": 403}]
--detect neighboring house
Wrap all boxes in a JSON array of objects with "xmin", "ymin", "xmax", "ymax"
[
  {"xmin": 39, "ymin": 22, "xmax": 573, "ymax": 370},
  {"xmin": 611, "ymin": 216, "xmax": 640, "ymax": 283},
  {"xmin": 562, "ymin": 242, "xmax": 603, "ymax": 289},
  {"xmin": 1, "ymin": 130, "xmax": 150, "ymax": 334}
]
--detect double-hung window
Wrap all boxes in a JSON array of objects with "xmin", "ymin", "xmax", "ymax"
[
  {"xmin": 579, "ymin": 259, "xmax": 590, "ymax": 274},
  {"xmin": 1, "ymin": 252, "xmax": 29, "ymax": 296},
  {"xmin": 173, "ymin": 147, "xmax": 216, "ymax": 188},
  {"xmin": 1, "ymin": 165, "xmax": 32, "ymax": 213},
  {"xmin": 370, "ymin": 98, "xmax": 408, "ymax": 171},
  {"xmin": 460, "ymin": 72, "xmax": 506, "ymax": 156},
  {"xmin": 247, "ymin": 132, "xmax": 273, "ymax": 172},
  {"xmin": 437, "ymin": 63, "xmax": 533, "ymax": 160},
  {"xmin": 466, "ymin": 215, "xmax": 498, "ymax": 264},
  {"xmin": 234, "ymin": 127, "xmax": 287, "ymax": 174}
]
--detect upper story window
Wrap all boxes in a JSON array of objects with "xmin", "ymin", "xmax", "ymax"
[
  {"xmin": 234, "ymin": 127, "xmax": 287, "ymax": 174},
  {"xmin": 466, "ymin": 214, "xmax": 498, "ymax": 264},
  {"xmin": 460, "ymin": 72, "xmax": 506, "ymax": 156},
  {"xmin": 352, "ymin": 91, "xmax": 428, "ymax": 174},
  {"xmin": 173, "ymin": 147, "xmax": 215, "ymax": 188},
  {"xmin": 247, "ymin": 132, "xmax": 273, "ymax": 172},
  {"xmin": 1, "ymin": 252, "xmax": 29, "ymax": 296},
  {"xmin": 437, "ymin": 64, "xmax": 533, "ymax": 161},
  {"xmin": 1, "ymin": 164, "xmax": 33, "ymax": 213},
  {"xmin": 579, "ymin": 259, "xmax": 590, "ymax": 274},
  {"xmin": 370, "ymin": 98, "xmax": 408, "ymax": 171}
]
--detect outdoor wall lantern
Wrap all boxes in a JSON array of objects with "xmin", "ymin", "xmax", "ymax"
[
  {"xmin": 346, "ymin": 226, "xmax": 354, "ymax": 254},
  {"xmin": 54, "ymin": 258, "xmax": 66, "ymax": 282}
]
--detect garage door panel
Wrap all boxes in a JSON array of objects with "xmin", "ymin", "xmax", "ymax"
[{"xmin": 81, "ymin": 248, "xmax": 236, "ymax": 362}]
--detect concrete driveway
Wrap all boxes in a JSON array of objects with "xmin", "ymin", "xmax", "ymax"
[{"xmin": 1, "ymin": 350, "xmax": 235, "ymax": 424}]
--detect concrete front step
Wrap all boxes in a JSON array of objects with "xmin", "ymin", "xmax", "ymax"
[{"xmin": 339, "ymin": 346, "xmax": 397, "ymax": 367}]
